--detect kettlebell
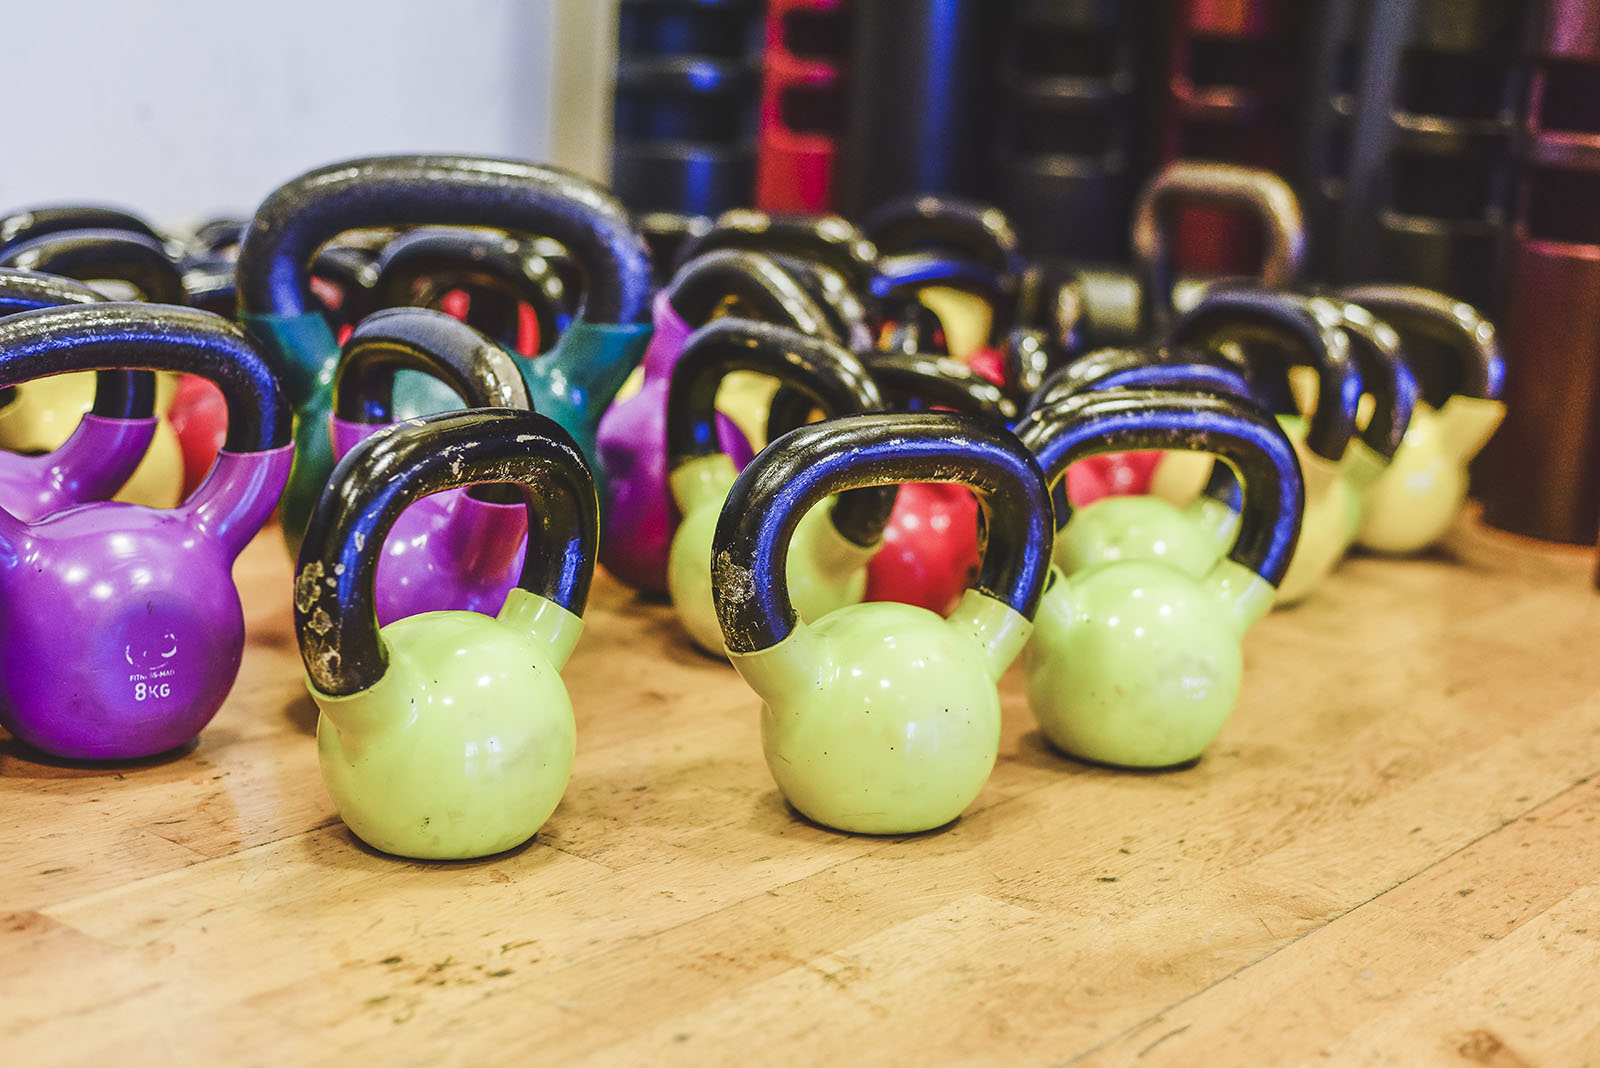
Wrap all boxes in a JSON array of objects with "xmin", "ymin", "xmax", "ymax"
[
  {"xmin": 834, "ymin": 351, "xmax": 1017, "ymax": 616},
  {"xmin": 0, "ymin": 269, "xmax": 159, "ymax": 518},
  {"xmin": 0, "ymin": 228, "xmax": 191, "ymax": 508},
  {"xmin": 1168, "ymin": 287, "xmax": 1360, "ymax": 604},
  {"xmin": 1027, "ymin": 344, "xmax": 1244, "ymax": 510},
  {"xmin": 1026, "ymin": 347, "xmax": 1258, "ymax": 578},
  {"xmin": 296, "ymin": 407, "xmax": 596, "ymax": 860},
  {"xmin": 1131, "ymin": 161, "xmax": 1305, "ymax": 337},
  {"xmin": 673, "ymin": 208, "xmax": 879, "ymax": 294},
  {"xmin": 308, "ymin": 242, "xmax": 383, "ymax": 341},
  {"xmin": 637, "ymin": 211, "xmax": 710, "ymax": 288},
  {"xmin": 867, "ymin": 197, "xmax": 1024, "ymax": 366},
  {"xmin": 596, "ymin": 249, "xmax": 829, "ymax": 594},
  {"xmin": 1016, "ymin": 389, "xmax": 1304, "ymax": 767},
  {"xmin": 177, "ymin": 227, "xmax": 379, "ymax": 492},
  {"xmin": 0, "ymin": 204, "xmax": 165, "ymax": 257},
  {"xmin": 872, "ymin": 254, "xmax": 1013, "ymax": 372},
  {"xmin": 236, "ymin": 154, "xmax": 652, "ymax": 555},
  {"xmin": 712, "ymin": 410, "xmax": 1053, "ymax": 834},
  {"xmin": 187, "ymin": 217, "xmax": 247, "ymax": 261},
  {"xmin": 0, "ymin": 303, "xmax": 291, "ymax": 759},
  {"xmin": 1336, "ymin": 284, "xmax": 1505, "ymax": 554},
  {"xmin": 1313, "ymin": 299, "xmax": 1420, "ymax": 542},
  {"xmin": 371, "ymin": 227, "xmax": 575, "ymax": 356},
  {"xmin": 329, "ymin": 307, "xmax": 534, "ymax": 625},
  {"xmin": 673, "ymin": 213, "xmax": 878, "ymax": 441},
  {"xmin": 667, "ymin": 318, "xmax": 893, "ymax": 656}
]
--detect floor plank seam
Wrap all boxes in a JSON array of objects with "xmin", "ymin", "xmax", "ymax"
[
  {"xmin": 494, "ymin": 770, "xmax": 1087, "ymax": 996},
  {"xmin": 1057, "ymin": 771, "xmax": 1599, "ymax": 1065},
  {"xmin": 33, "ymin": 815, "xmax": 346, "ymax": 917}
]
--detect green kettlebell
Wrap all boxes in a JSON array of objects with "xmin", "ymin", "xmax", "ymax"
[
  {"xmin": 1168, "ymin": 287, "xmax": 1360, "ymax": 604},
  {"xmin": 1016, "ymin": 389, "xmax": 1304, "ymax": 767},
  {"xmin": 1026, "ymin": 345, "xmax": 1259, "ymax": 577},
  {"xmin": 1336, "ymin": 285, "xmax": 1505, "ymax": 554},
  {"xmin": 294, "ymin": 407, "xmax": 598, "ymax": 860},
  {"xmin": 665, "ymin": 318, "xmax": 892, "ymax": 656},
  {"xmin": 711, "ymin": 411, "xmax": 1054, "ymax": 834},
  {"xmin": 1312, "ymin": 299, "xmax": 1420, "ymax": 545}
]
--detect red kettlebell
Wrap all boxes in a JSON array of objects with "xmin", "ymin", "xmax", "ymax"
[
  {"xmin": 770, "ymin": 351, "xmax": 1018, "ymax": 615},
  {"xmin": 370, "ymin": 227, "xmax": 576, "ymax": 357},
  {"xmin": 0, "ymin": 228, "xmax": 193, "ymax": 507},
  {"xmin": 1003, "ymin": 331, "xmax": 1163, "ymax": 507},
  {"xmin": 168, "ymin": 374, "xmax": 228, "ymax": 498},
  {"xmin": 866, "ymin": 197, "xmax": 1025, "ymax": 374}
]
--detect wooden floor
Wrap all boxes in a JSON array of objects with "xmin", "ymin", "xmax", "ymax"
[{"xmin": 4, "ymin": 512, "xmax": 1599, "ymax": 1066}]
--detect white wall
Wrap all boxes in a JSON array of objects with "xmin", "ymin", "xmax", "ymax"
[{"xmin": 0, "ymin": 0, "xmax": 592, "ymax": 227}]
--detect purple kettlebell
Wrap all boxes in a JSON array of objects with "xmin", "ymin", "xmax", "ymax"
[
  {"xmin": 0, "ymin": 269, "xmax": 161, "ymax": 518},
  {"xmin": 595, "ymin": 250, "xmax": 835, "ymax": 594},
  {"xmin": 0, "ymin": 303, "xmax": 292, "ymax": 760},
  {"xmin": 327, "ymin": 307, "xmax": 534, "ymax": 625}
]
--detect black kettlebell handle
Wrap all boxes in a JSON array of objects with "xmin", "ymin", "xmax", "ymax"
[
  {"xmin": 713, "ymin": 411, "xmax": 1053, "ymax": 654},
  {"xmin": 766, "ymin": 349, "xmax": 1016, "ymax": 453},
  {"xmin": 1023, "ymin": 345, "xmax": 1254, "ymax": 417},
  {"xmin": 673, "ymin": 209, "xmax": 878, "ymax": 291},
  {"xmin": 372, "ymin": 227, "xmax": 573, "ymax": 354},
  {"xmin": 0, "ymin": 229, "xmax": 187, "ymax": 305},
  {"xmin": 864, "ymin": 195, "xmax": 1025, "ymax": 280},
  {"xmin": 332, "ymin": 307, "xmax": 531, "ymax": 424},
  {"xmin": 1327, "ymin": 301, "xmax": 1417, "ymax": 460},
  {"xmin": 666, "ymin": 250, "xmax": 834, "ymax": 340},
  {"xmin": 1016, "ymin": 389, "xmax": 1304, "ymax": 585},
  {"xmin": 666, "ymin": 318, "xmax": 896, "ymax": 547},
  {"xmin": 295, "ymin": 407, "xmax": 598, "ymax": 696},
  {"xmin": 0, "ymin": 204, "xmax": 163, "ymax": 256},
  {"xmin": 865, "ymin": 350, "xmax": 1017, "ymax": 420},
  {"xmin": 1170, "ymin": 287, "xmax": 1360, "ymax": 463},
  {"xmin": 236, "ymin": 154, "xmax": 651, "ymax": 325},
  {"xmin": 0, "ymin": 303, "xmax": 287, "ymax": 452},
  {"xmin": 0, "ymin": 269, "xmax": 153, "ymax": 419},
  {"xmin": 770, "ymin": 255, "xmax": 870, "ymax": 347},
  {"xmin": 1335, "ymin": 284, "xmax": 1503, "ymax": 402},
  {"xmin": 333, "ymin": 307, "xmax": 533, "ymax": 506},
  {"xmin": 190, "ymin": 217, "xmax": 249, "ymax": 260}
]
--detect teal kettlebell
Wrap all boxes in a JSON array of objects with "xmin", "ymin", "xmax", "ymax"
[{"xmin": 236, "ymin": 154, "xmax": 652, "ymax": 556}]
